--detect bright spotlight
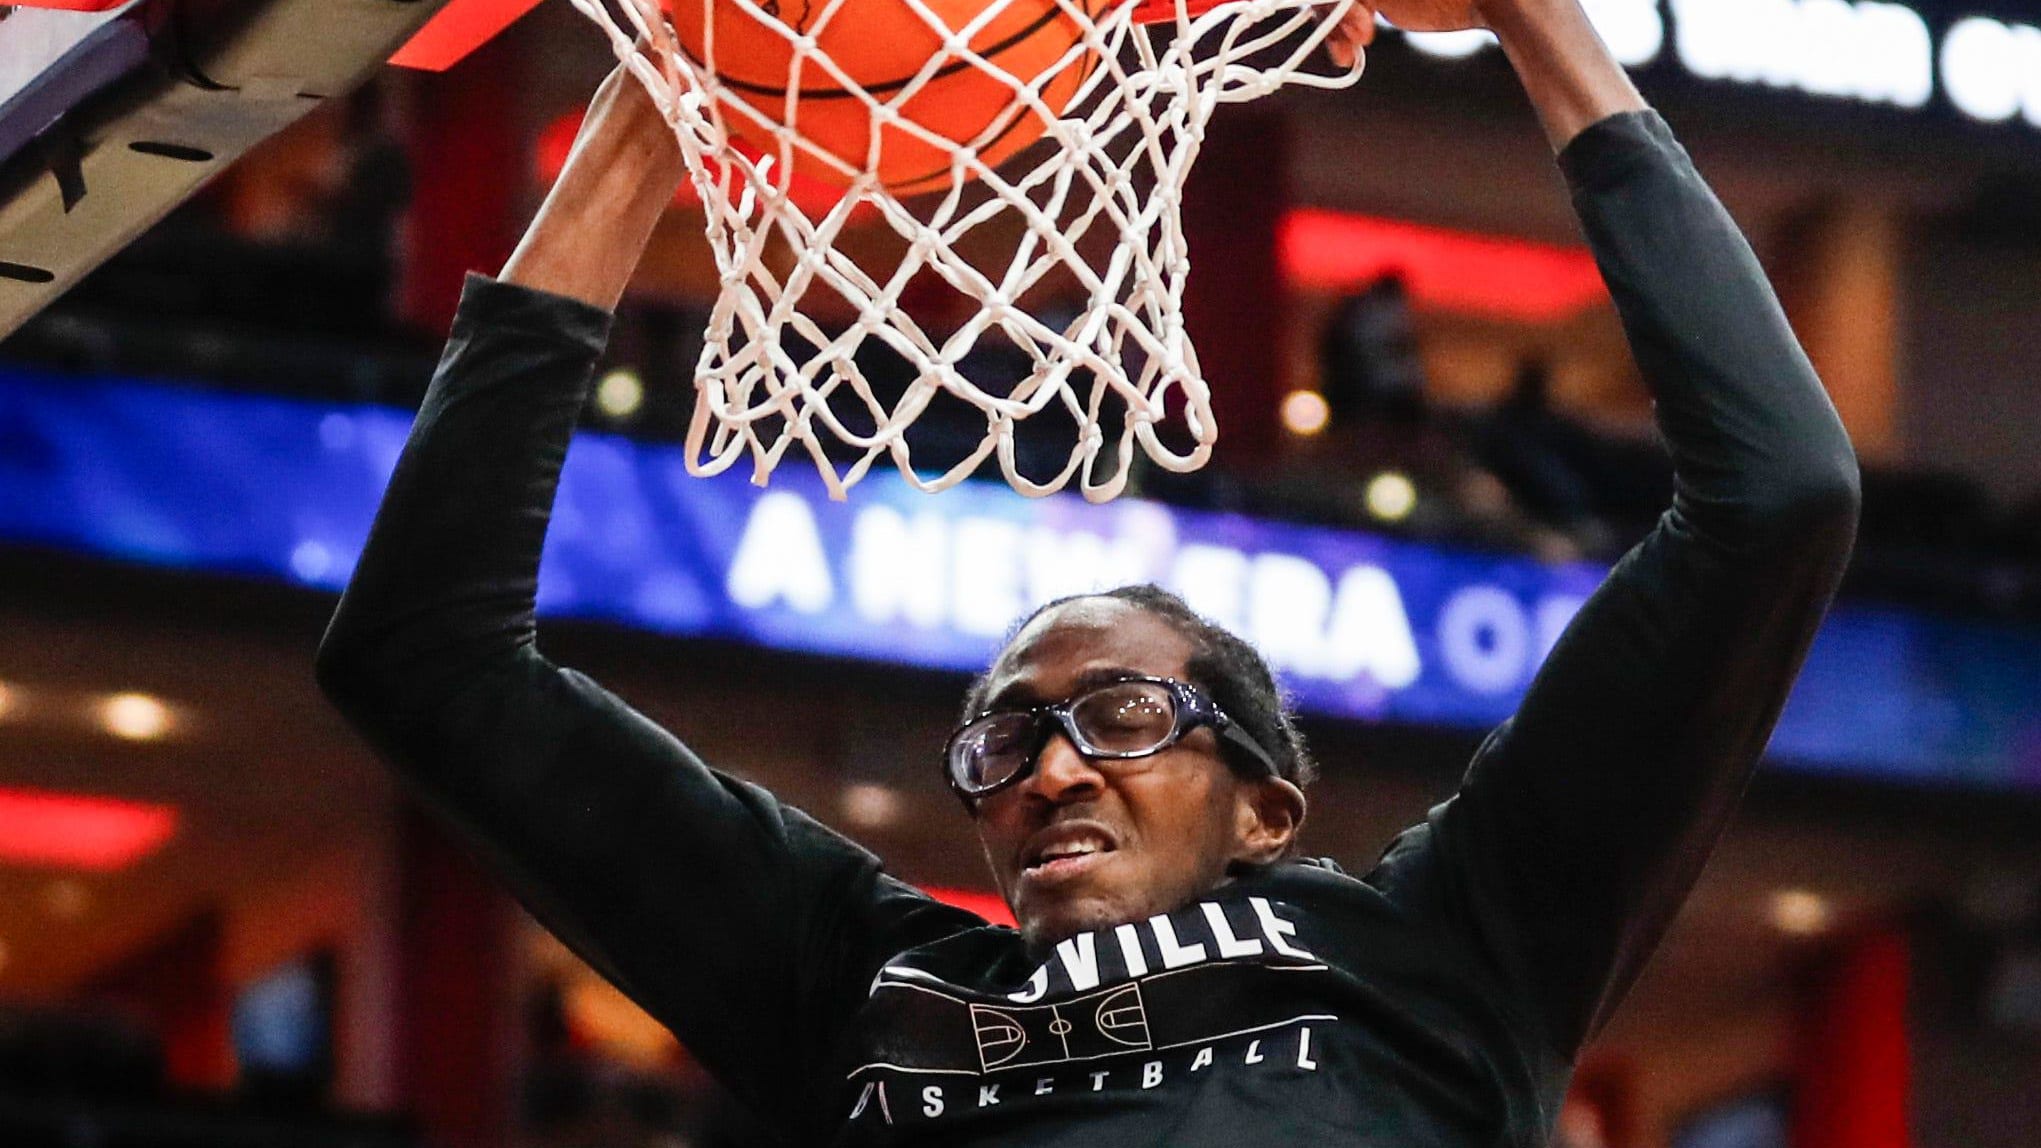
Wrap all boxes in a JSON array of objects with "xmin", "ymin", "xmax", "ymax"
[
  {"xmin": 1770, "ymin": 889, "xmax": 1832, "ymax": 936},
  {"xmin": 596, "ymin": 368, "xmax": 646, "ymax": 420},
  {"xmin": 1365, "ymin": 471, "xmax": 1418, "ymax": 522},
  {"xmin": 100, "ymin": 693, "xmax": 173, "ymax": 742},
  {"xmin": 841, "ymin": 783, "xmax": 905, "ymax": 831},
  {"xmin": 1281, "ymin": 390, "xmax": 1331, "ymax": 436},
  {"xmin": 1405, "ymin": 28, "xmax": 1497, "ymax": 59}
]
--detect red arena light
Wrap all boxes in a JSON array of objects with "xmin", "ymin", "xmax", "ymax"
[
  {"xmin": 0, "ymin": 787, "xmax": 179, "ymax": 872},
  {"xmin": 1280, "ymin": 208, "xmax": 1609, "ymax": 323},
  {"xmin": 923, "ymin": 886, "xmax": 1017, "ymax": 928},
  {"xmin": 389, "ymin": 0, "xmax": 546, "ymax": 72}
]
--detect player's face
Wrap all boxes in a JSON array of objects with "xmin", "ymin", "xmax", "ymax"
[{"xmin": 968, "ymin": 598, "xmax": 1283, "ymax": 952}]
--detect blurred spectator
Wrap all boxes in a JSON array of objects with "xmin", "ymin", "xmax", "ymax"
[
  {"xmin": 1474, "ymin": 362, "xmax": 1601, "ymax": 533},
  {"xmin": 1320, "ymin": 275, "xmax": 1425, "ymax": 426},
  {"xmin": 1473, "ymin": 359, "xmax": 1672, "ymax": 556},
  {"xmin": 1237, "ymin": 279, "xmax": 1561, "ymax": 555}
]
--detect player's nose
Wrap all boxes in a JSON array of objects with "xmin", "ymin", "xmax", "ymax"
[{"xmin": 1026, "ymin": 730, "xmax": 1106, "ymax": 805}]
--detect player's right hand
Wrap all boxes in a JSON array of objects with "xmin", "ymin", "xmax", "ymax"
[{"xmin": 1325, "ymin": 2, "xmax": 1379, "ymax": 70}]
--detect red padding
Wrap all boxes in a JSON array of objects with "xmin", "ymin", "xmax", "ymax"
[
  {"xmin": 923, "ymin": 886, "xmax": 1017, "ymax": 927},
  {"xmin": 0, "ymin": 786, "xmax": 179, "ymax": 871},
  {"xmin": 1791, "ymin": 929, "xmax": 1913, "ymax": 1148},
  {"xmin": 1131, "ymin": 0, "xmax": 1227, "ymax": 22},
  {"xmin": 389, "ymin": 0, "xmax": 546, "ymax": 72},
  {"xmin": 4, "ymin": 1, "xmax": 131, "ymax": 8},
  {"xmin": 1281, "ymin": 207, "xmax": 1610, "ymax": 322}
]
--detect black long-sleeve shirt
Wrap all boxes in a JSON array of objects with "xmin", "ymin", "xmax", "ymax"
[{"xmin": 317, "ymin": 112, "xmax": 1859, "ymax": 1146}]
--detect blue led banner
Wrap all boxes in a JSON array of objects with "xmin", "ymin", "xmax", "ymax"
[{"xmin": 2, "ymin": 364, "xmax": 2038, "ymax": 791}]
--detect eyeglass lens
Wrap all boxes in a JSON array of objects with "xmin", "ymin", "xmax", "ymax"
[
  {"xmin": 953, "ymin": 680, "xmax": 1180, "ymax": 794},
  {"xmin": 952, "ymin": 712, "xmax": 1037, "ymax": 792},
  {"xmin": 1067, "ymin": 680, "xmax": 1176, "ymax": 754}
]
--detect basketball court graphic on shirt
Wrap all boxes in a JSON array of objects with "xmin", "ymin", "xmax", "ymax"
[{"xmin": 969, "ymin": 981, "xmax": 1153, "ymax": 1071}]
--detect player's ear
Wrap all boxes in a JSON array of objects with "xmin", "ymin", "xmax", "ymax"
[{"xmin": 1232, "ymin": 775, "xmax": 1306, "ymax": 865}]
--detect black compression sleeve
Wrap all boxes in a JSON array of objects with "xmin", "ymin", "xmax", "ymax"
[
  {"xmin": 317, "ymin": 276, "xmax": 973, "ymax": 1134},
  {"xmin": 1373, "ymin": 112, "xmax": 1860, "ymax": 1060}
]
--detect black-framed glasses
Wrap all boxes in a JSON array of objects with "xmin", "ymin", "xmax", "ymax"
[{"xmin": 943, "ymin": 675, "xmax": 1279, "ymax": 803}]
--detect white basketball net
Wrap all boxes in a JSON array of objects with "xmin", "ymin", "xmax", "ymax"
[{"xmin": 568, "ymin": 0, "xmax": 1362, "ymax": 501}]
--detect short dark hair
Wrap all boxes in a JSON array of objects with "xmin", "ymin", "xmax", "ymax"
[{"xmin": 961, "ymin": 584, "xmax": 1318, "ymax": 790}]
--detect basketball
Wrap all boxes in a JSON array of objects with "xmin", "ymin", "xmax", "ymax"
[{"xmin": 664, "ymin": 0, "xmax": 1102, "ymax": 195}]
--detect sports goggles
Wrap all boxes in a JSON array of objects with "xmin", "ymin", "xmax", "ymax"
[{"xmin": 944, "ymin": 675, "xmax": 1279, "ymax": 803}]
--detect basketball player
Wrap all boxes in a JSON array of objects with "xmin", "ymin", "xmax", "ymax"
[{"xmin": 318, "ymin": 0, "xmax": 1859, "ymax": 1142}]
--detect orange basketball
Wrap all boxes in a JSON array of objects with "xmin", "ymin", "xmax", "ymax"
[{"xmin": 665, "ymin": 0, "xmax": 1101, "ymax": 195}]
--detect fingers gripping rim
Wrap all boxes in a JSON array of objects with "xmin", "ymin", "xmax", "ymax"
[{"xmin": 567, "ymin": 0, "xmax": 1365, "ymax": 502}]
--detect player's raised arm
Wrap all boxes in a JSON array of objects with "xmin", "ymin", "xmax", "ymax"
[
  {"xmin": 1361, "ymin": 0, "xmax": 1861, "ymax": 1060},
  {"xmin": 314, "ymin": 66, "xmax": 972, "ymax": 1136},
  {"xmin": 497, "ymin": 61, "xmax": 682, "ymax": 309}
]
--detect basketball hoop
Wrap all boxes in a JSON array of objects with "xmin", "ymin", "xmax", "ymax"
[{"xmin": 568, "ymin": 0, "xmax": 1362, "ymax": 501}]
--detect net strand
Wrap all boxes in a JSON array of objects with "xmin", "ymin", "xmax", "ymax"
[{"xmin": 569, "ymin": 0, "xmax": 1361, "ymax": 501}]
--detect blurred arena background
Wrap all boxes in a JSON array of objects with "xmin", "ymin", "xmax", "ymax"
[{"xmin": 2, "ymin": 1, "xmax": 2039, "ymax": 1146}]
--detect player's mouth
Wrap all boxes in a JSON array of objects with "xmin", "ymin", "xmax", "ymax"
[{"xmin": 1019, "ymin": 823, "xmax": 1120, "ymax": 889}]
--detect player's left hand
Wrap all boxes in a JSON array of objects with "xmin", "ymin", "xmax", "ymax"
[{"xmin": 1325, "ymin": 1, "xmax": 1380, "ymax": 70}]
